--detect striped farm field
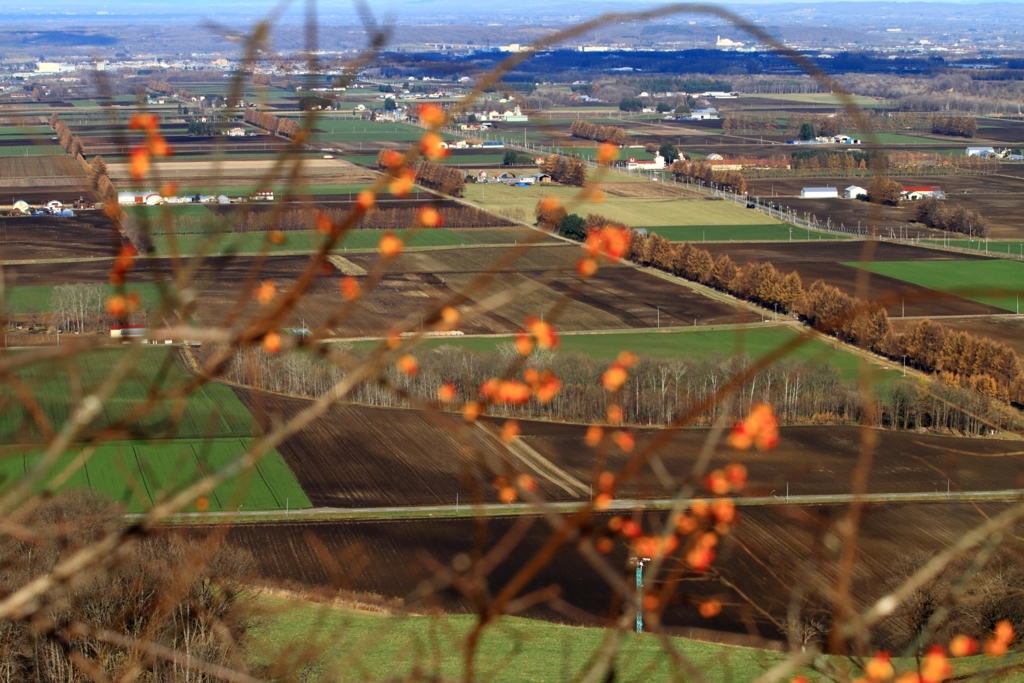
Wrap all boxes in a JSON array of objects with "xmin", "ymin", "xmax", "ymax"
[{"xmin": 0, "ymin": 347, "xmax": 311, "ymax": 512}]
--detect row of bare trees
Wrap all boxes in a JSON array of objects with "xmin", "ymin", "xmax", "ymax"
[
  {"xmin": 147, "ymin": 80, "xmax": 174, "ymax": 95},
  {"xmin": 416, "ymin": 160, "xmax": 466, "ymax": 197},
  {"xmin": 626, "ymin": 235, "xmax": 1024, "ymax": 404},
  {"xmin": 242, "ymin": 108, "xmax": 301, "ymax": 138},
  {"xmin": 49, "ymin": 284, "xmax": 107, "ymax": 334},
  {"xmin": 931, "ymin": 115, "xmax": 979, "ymax": 138},
  {"xmin": 669, "ymin": 159, "xmax": 747, "ymax": 194},
  {"xmin": 915, "ymin": 196, "xmax": 988, "ymax": 236},
  {"xmin": 50, "ymin": 113, "xmax": 86, "ymax": 160},
  {"xmin": 569, "ymin": 120, "xmax": 627, "ymax": 144},
  {"xmin": 216, "ymin": 342, "xmax": 1020, "ymax": 434}
]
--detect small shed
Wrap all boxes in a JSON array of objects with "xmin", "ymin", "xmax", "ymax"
[
  {"xmin": 966, "ymin": 146, "xmax": 995, "ymax": 158},
  {"xmin": 844, "ymin": 185, "xmax": 868, "ymax": 199},
  {"xmin": 800, "ymin": 187, "xmax": 839, "ymax": 199}
]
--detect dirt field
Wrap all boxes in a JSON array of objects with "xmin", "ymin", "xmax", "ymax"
[
  {"xmin": 200, "ymin": 501, "xmax": 1019, "ymax": 646},
  {"xmin": 234, "ymin": 390, "xmax": 1024, "ymax": 508},
  {"xmin": 4, "ymin": 244, "xmax": 754, "ymax": 334},
  {"xmin": 701, "ymin": 241, "xmax": 1006, "ymax": 318},
  {"xmin": 0, "ymin": 213, "xmax": 121, "ymax": 260}
]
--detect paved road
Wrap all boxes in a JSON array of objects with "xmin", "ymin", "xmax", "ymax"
[{"xmin": 141, "ymin": 488, "xmax": 1024, "ymax": 523}]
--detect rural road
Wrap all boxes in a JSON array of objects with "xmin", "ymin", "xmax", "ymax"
[{"xmin": 147, "ymin": 488, "xmax": 1024, "ymax": 523}]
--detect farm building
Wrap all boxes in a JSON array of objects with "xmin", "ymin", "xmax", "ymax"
[
  {"xmin": 684, "ymin": 108, "xmax": 719, "ymax": 121},
  {"xmin": 117, "ymin": 191, "xmax": 162, "ymax": 206},
  {"xmin": 901, "ymin": 185, "xmax": 945, "ymax": 201},
  {"xmin": 110, "ymin": 325, "xmax": 147, "ymax": 339},
  {"xmin": 249, "ymin": 189, "xmax": 275, "ymax": 201},
  {"xmin": 626, "ymin": 154, "xmax": 666, "ymax": 171},
  {"xmin": 966, "ymin": 146, "xmax": 996, "ymax": 157},
  {"xmin": 800, "ymin": 187, "xmax": 839, "ymax": 199},
  {"xmin": 226, "ymin": 127, "xmax": 246, "ymax": 136},
  {"xmin": 481, "ymin": 140, "xmax": 505, "ymax": 149},
  {"xmin": 844, "ymin": 185, "xmax": 868, "ymax": 199}
]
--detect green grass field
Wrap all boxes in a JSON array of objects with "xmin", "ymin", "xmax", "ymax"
[
  {"xmin": 648, "ymin": 223, "xmax": 847, "ymax": 242},
  {"xmin": 4, "ymin": 282, "xmax": 168, "ymax": 315},
  {"xmin": 848, "ymin": 259, "xmax": 1024, "ymax": 313},
  {"xmin": 462, "ymin": 184, "xmax": 781, "ymax": 228},
  {"xmin": 0, "ymin": 144, "xmax": 66, "ymax": 156},
  {"xmin": 0, "ymin": 347, "xmax": 311, "ymax": 513},
  {"xmin": 378, "ymin": 325, "xmax": 899, "ymax": 384},
  {"xmin": 249, "ymin": 595, "xmax": 1021, "ymax": 683}
]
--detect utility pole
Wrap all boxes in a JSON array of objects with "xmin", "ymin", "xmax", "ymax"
[{"xmin": 633, "ymin": 557, "xmax": 650, "ymax": 633}]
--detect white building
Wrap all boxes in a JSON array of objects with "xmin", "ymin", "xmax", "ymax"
[
  {"xmin": 685, "ymin": 108, "xmax": 719, "ymax": 121},
  {"xmin": 118, "ymin": 191, "xmax": 162, "ymax": 205},
  {"xmin": 626, "ymin": 154, "xmax": 666, "ymax": 171},
  {"xmin": 844, "ymin": 185, "xmax": 868, "ymax": 199},
  {"xmin": 966, "ymin": 146, "xmax": 995, "ymax": 157},
  {"xmin": 800, "ymin": 187, "xmax": 839, "ymax": 199}
]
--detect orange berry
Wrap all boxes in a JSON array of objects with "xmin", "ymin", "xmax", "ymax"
[
  {"xmin": 921, "ymin": 646, "xmax": 952, "ymax": 683},
  {"xmin": 699, "ymin": 599, "xmax": 722, "ymax": 618},
  {"xmin": 598, "ymin": 471, "xmax": 615, "ymax": 491},
  {"xmin": 417, "ymin": 205, "xmax": 442, "ymax": 228},
  {"xmin": 596, "ymin": 537, "xmax": 613, "ymax": 553},
  {"xmin": 147, "ymin": 133, "xmax": 171, "ymax": 157},
  {"xmin": 106, "ymin": 295, "xmax": 127, "ymax": 317},
  {"xmin": 420, "ymin": 132, "xmax": 448, "ymax": 160},
  {"xmin": 268, "ymin": 230, "xmax": 286, "ymax": 245},
  {"xmin": 641, "ymin": 594, "xmax": 659, "ymax": 611},
  {"xmin": 386, "ymin": 331, "xmax": 401, "ymax": 349},
  {"xmin": 378, "ymin": 232, "xmax": 404, "ymax": 258},
  {"xmin": 865, "ymin": 652, "xmax": 894, "ymax": 682},
  {"xmin": 380, "ymin": 149, "xmax": 404, "ymax": 169},
  {"xmin": 356, "ymin": 189, "xmax": 376, "ymax": 211},
  {"xmin": 254, "ymin": 280, "xmax": 276, "ymax": 305},
  {"xmin": 525, "ymin": 315, "xmax": 559, "ymax": 350},
  {"xmin": 389, "ymin": 167, "xmax": 417, "ymax": 196},
  {"xmin": 517, "ymin": 474, "xmax": 537, "ymax": 491},
  {"xmin": 606, "ymin": 405, "xmax": 623, "ymax": 423},
  {"xmin": 597, "ymin": 142, "xmax": 619, "ymax": 165},
  {"xmin": 438, "ymin": 382, "xmax": 458, "ymax": 403},
  {"xmin": 584, "ymin": 425, "xmax": 603, "ymax": 447},
  {"xmin": 129, "ymin": 146, "xmax": 150, "ymax": 180},
  {"xmin": 160, "ymin": 182, "xmax": 178, "ymax": 197},
  {"xmin": 621, "ymin": 520, "xmax": 641, "ymax": 538},
  {"xmin": 949, "ymin": 635, "xmax": 978, "ymax": 658},
  {"xmin": 539, "ymin": 195, "xmax": 560, "ymax": 213},
  {"xmin": 612, "ymin": 431, "xmax": 634, "ymax": 453},
  {"xmin": 617, "ymin": 351, "xmax": 637, "ymax": 367},
  {"xmin": 262, "ymin": 331, "xmax": 282, "ymax": 354},
  {"xmin": 462, "ymin": 400, "xmax": 481, "ymax": 422},
  {"xmin": 440, "ymin": 306, "xmax": 459, "ymax": 328},
  {"xmin": 500, "ymin": 419, "xmax": 521, "ymax": 442},
  {"xmin": 316, "ymin": 213, "xmax": 334, "ymax": 234},
  {"xmin": 397, "ymin": 354, "xmax": 419, "ymax": 377},
  {"xmin": 340, "ymin": 275, "xmax": 361, "ymax": 301},
  {"xmin": 725, "ymin": 463, "xmax": 748, "ymax": 491},
  {"xmin": 590, "ymin": 189, "xmax": 606, "ymax": 203},
  {"xmin": 498, "ymin": 486, "xmax": 517, "ymax": 504},
  {"xmin": 704, "ymin": 470, "xmax": 731, "ymax": 496},
  {"xmin": 594, "ymin": 492, "xmax": 612, "ymax": 510},
  {"xmin": 129, "ymin": 113, "xmax": 158, "ymax": 131},
  {"xmin": 515, "ymin": 331, "xmax": 534, "ymax": 356},
  {"xmin": 195, "ymin": 497, "xmax": 209, "ymax": 512},
  {"xmin": 601, "ymin": 363, "xmax": 628, "ymax": 392},
  {"xmin": 418, "ymin": 103, "xmax": 446, "ymax": 127},
  {"xmin": 576, "ymin": 257, "xmax": 598, "ymax": 279},
  {"xmin": 711, "ymin": 498, "xmax": 736, "ymax": 525}
]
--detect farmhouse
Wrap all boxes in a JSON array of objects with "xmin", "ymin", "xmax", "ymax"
[
  {"xmin": 626, "ymin": 153, "xmax": 666, "ymax": 170},
  {"xmin": 966, "ymin": 146, "xmax": 996, "ymax": 157},
  {"xmin": 901, "ymin": 185, "xmax": 945, "ymax": 201},
  {"xmin": 250, "ymin": 189, "xmax": 275, "ymax": 201},
  {"xmin": 844, "ymin": 185, "xmax": 868, "ymax": 199},
  {"xmin": 800, "ymin": 187, "xmax": 839, "ymax": 199},
  {"xmin": 226, "ymin": 127, "xmax": 247, "ymax": 137}
]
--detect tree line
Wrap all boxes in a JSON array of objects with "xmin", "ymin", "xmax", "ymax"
[
  {"xmin": 214, "ymin": 340, "xmax": 1020, "ymax": 436},
  {"xmin": 915, "ymin": 196, "xmax": 988, "ymax": 236},
  {"xmin": 569, "ymin": 120, "xmax": 627, "ymax": 144},
  {"xmin": 242, "ymin": 108, "xmax": 301, "ymax": 138},
  {"xmin": 49, "ymin": 113, "xmax": 86, "ymax": 160},
  {"xmin": 669, "ymin": 159, "xmax": 747, "ymax": 194},
  {"xmin": 147, "ymin": 79, "xmax": 174, "ymax": 95},
  {"xmin": 931, "ymin": 115, "xmax": 978, "ymax": 138},
  {"xmin": 415, "ymin": 160, "xmax": 466, "ymax": 197},
  {"xmin": 626, "ymin": 235, "xmax": 1024, "ymax": 406},
  {"xmin": 541, "ymin": 155, "xmax": 587, "ymax": 187}
]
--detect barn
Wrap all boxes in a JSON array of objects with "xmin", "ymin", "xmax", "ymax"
[{"xmin": 800, "ymin": 187, "xmax": 839, "ymax": 199}]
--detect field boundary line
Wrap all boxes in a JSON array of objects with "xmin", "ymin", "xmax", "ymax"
[
  {"xmin": 476, "ymin": 423, "xmax": 588, "ymax": 497},
  {"xmin": 144, "ymin": 488, "xmax": 1024, "ymax": 524}
]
